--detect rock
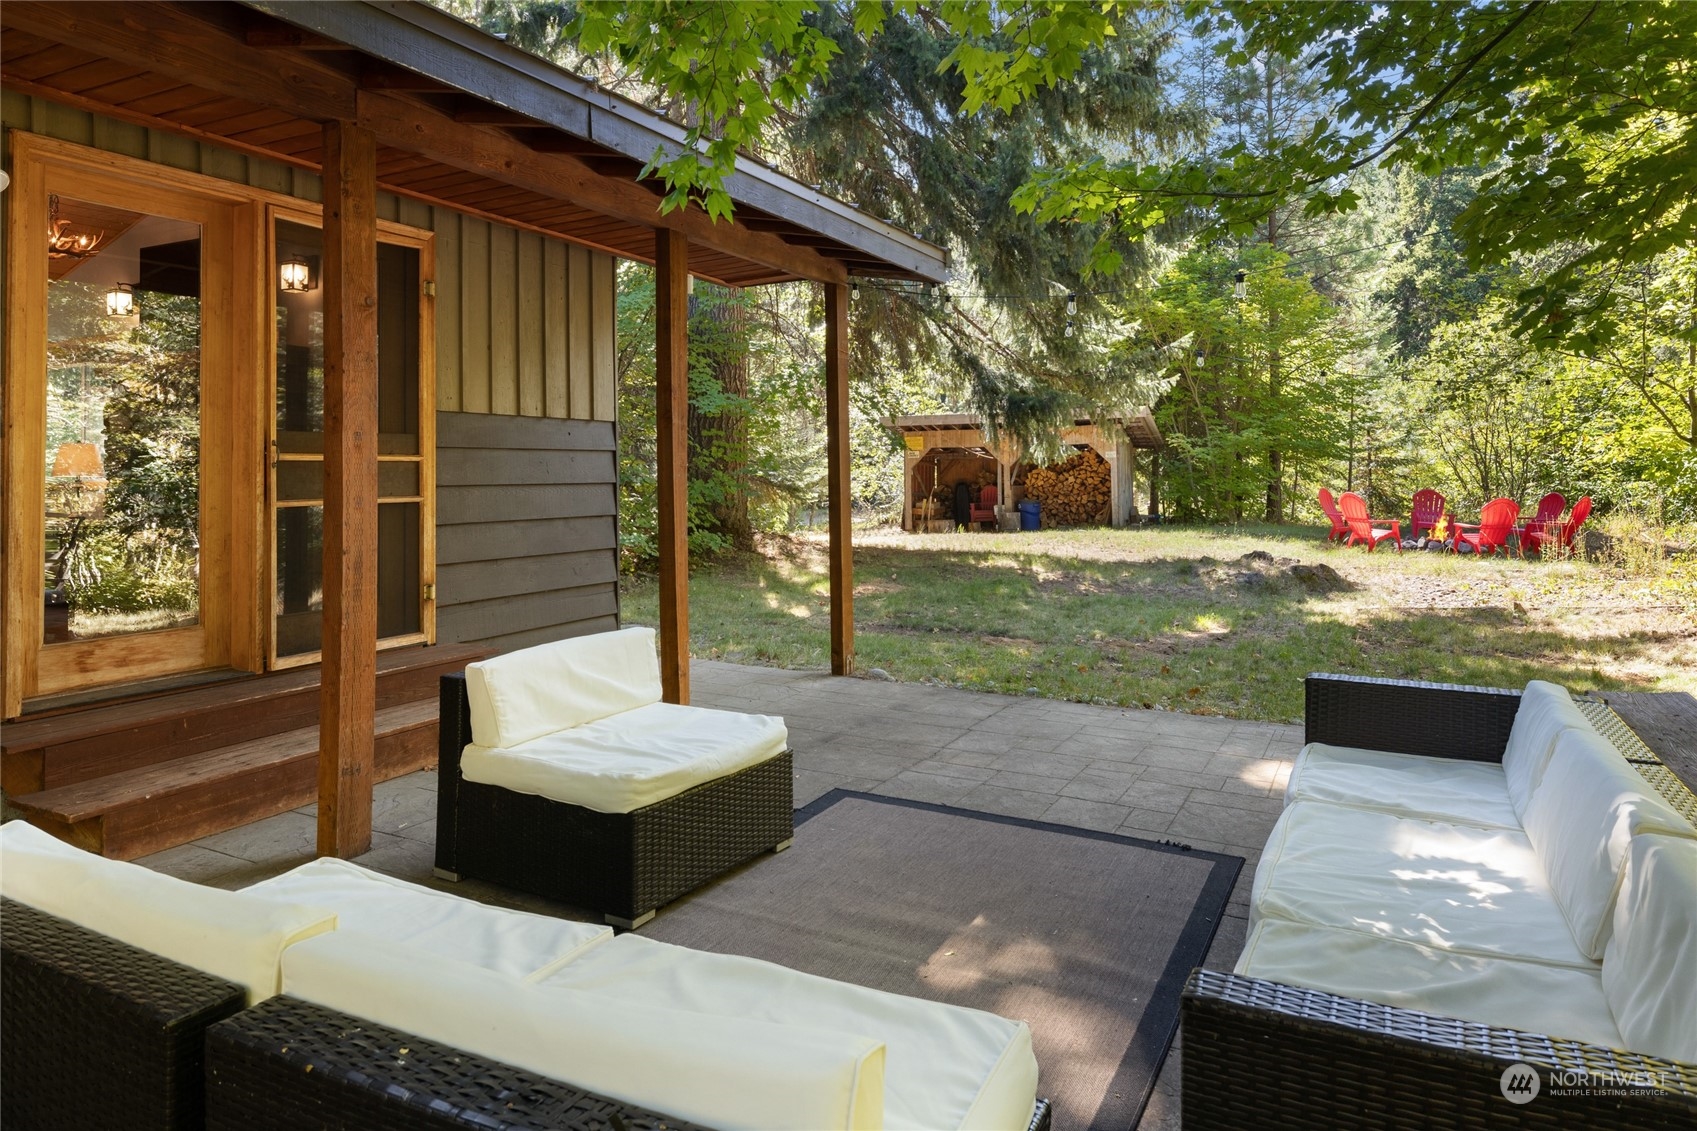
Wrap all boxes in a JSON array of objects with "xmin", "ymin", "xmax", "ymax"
[
  {"xmin": 866, "ymin": 668, "xmax": 895, "ymax": 681},
  {"xmin": 1239, "ymin": 550, "xmax": 1276, "ymax": 564}
]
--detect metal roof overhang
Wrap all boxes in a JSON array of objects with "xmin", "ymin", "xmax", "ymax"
[{"xmin": 0, "ymin": 0, "xmax": 948, "ymax": 288}]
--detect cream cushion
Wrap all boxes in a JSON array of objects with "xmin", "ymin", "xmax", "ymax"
[
  {"xmin": 0, "ymin": 820, "xmax": 335, "ymax": 1002},
  {"xmin": 1235, "ymin": 919, "xmax": 1624, "ymax": 1050},
  {"xmin": 1520, "ymin": 728, "xmax": 1694, "ymax": 960},
  {"xmin": 466, "ymin": 626, "xmax": 662, "ymax": 748},
  {"xmin": 537, "ymin": 933, "xmax": 1039, "ymax": 1131},
  {"xmin": 1251, "ymin": 800, "xmax": 1591, "ymax": 968},
  {"xmin": 1502, "ymin": 680, "xmax": 1590, "ymax": 818},
  {"xmin": 242, "ymin": 857, "xmax": 611, "ymax": 980},
  {"xmin": 1601, "ymin": 834, "xmax": 1697, "ymax": 1064},
  {"xmin": 460, "ymin": 701, "xmax": 787, "ymax": 814},
  {"xmin": 1284, "ymin": 743, "xmax": 1519, "ymax": 828},
  {"xmin": 282, "ymin": 931, "xmax": 886, "ymax": 1131}
]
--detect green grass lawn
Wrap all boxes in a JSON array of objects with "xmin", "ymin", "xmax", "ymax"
[{"xmin": 621, "ymin": 524, "xmax": 1697, "ymax": 723}]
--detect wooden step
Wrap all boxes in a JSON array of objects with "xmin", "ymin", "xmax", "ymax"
[
  {"xmin": 2, "ymin": 643, "xmax": 484, "ymax": 795},
  {"xmin": 9, "ymin": 700, "xmax": 440, "ymax": 861}
]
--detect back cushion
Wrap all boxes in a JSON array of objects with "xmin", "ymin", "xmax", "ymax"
[
  {"xmin": 0, "ymin": 820, "xmax": 335, "ymax": 1002},
  {"xmin": 465, "ymin": 626, "xmax": 663, "ymax": 748},
  {"xmin": 1520, "ymin": 729, "xmax": 1694, "ymax": 959},
  {"xmin": 1602, "ymin": 834, "xmax": 1697, "ymax": 1063},
  {"xmin": 283, "ymin": 931, "xmax": 886, "ymax": 1131},
  {"xmin": 1502, "ymin": 681, "xmax": 1589, "ymax": 818}
]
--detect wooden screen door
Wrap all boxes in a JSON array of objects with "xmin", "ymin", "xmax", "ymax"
[{"xmin": 4, "ymin": 140, "xmax": 252, "ymax": 714}]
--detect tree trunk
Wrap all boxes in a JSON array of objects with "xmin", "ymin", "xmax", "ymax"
[{"xmin": 687, "ymin": 288, "xmax": 754, "ymax": 550}]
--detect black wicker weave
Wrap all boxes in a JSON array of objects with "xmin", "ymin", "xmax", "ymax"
[
  {"xmin": 1182, "ymin": 969, "xmax": 1697, "ymax": 1130},
  {"xmin": 205, "ymin": 994, "xmax": 709, "ymax": 1130},
  {"xmin": 436, "ymin": 673, "xmax": 795, "ymax": 927},
  {"xmin": 1182, "ymin": 675, "xmax": 1697, "ymax": 1130},
  {"xmin": 1, "ymin": 895, "xmax": 246, "ymax": 1130}
]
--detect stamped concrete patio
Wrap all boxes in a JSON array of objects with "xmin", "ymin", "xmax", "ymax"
[{"xmin": 141, "ymin": 660, "xmax": 1304, "ymax": 1130}]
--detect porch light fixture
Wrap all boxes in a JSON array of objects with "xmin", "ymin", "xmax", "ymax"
[
  {"xmin": 104, "ymin": 283, "xmax": 134, "ymax": 317},
  {"xmin": 279, "ymin": 255, "xmax": 313, "ymax": 293},
  {"xmin": 48, "ymin": 194, "xmax": 105, "ymax": 260},
  {"xmin": 1066, "ymin": 293, "xmax": 1077, "ymax": 316},
  {"xmin": 1233, "ymin": 270, "xmax": 1247, "ymax": 300}
]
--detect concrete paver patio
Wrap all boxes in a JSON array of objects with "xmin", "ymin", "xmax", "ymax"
[{"xmin": 141, "ymin": 660, "xmax": 1303, "ymax": 1130}]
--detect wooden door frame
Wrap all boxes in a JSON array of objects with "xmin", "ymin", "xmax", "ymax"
[
  {"xmin": 265, "ymin": 204, "xmax": 437, "ymax": 670},
  {"xmin": 3, "ymin": 131, "xmax": 264, "ymax": 716}
]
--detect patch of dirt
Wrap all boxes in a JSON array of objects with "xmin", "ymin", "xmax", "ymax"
[{"xmin": 1195, "ymin": 552, "xmax": 1354, "ymax": 595}]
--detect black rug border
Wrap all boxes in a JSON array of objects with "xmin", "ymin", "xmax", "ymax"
[{"xmin": 794, "ymin": 788, "xmax": 1245, "ymax": 1131}]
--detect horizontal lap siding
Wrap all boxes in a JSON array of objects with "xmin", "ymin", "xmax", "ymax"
[{"xmin": 436, "ymin": 413, "xmax": 620, "ymax": 652}]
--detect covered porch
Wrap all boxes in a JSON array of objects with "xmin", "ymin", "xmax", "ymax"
[{"xmin": 2, "ymin": 0, "xmax": 946, "ymax": 859}]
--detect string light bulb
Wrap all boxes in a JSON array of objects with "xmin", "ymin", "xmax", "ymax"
[
  {"xmin": 1194, "ymin": 348, "xmax": 1206, "ymax": 369},
  {"xmin": 1066, "ymin": 293, "xmax": 1077, "ymax": 316},
  {"xmin": 1064, "ymin": 320, "xmax": 1075, "ymax": 338},
  {"xmin": 850, "ymin": 281, "xmax": 860, "ymax": 301},
  {"xmin": 1233, "ymin": 270, "xmax": 1247, "ymax": 300},
  {"xmin": 940, "ymin": 289, "xmax": 951, "ymax": 311}
]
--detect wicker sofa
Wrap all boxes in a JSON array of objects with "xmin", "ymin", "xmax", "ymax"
[
  {"xmin": 0, "ymin": 821, "xmax": 1049, "ymax": 1131},
  {"xmin": 435, "ymin": 627, "xmax": 794, "ymax": 928},
  {"xmin": 1182, "ymin": 675, "xmax": 1697, "ymax": 1130}
]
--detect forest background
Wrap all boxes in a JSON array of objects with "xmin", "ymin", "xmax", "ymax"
[{"xmin": 436, "ymin": 0, "xmax": 1697, "ymax": 570}]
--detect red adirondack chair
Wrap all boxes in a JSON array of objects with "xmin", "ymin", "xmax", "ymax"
[
  {"xmin": 1453, "ymin": 498, "xmax": 1520, "ymax": 556},
  {"xmin": 1524, "ymin": 495, "xmax": 1592, "ymax": 558},
  {"xmin": 1513, "ymin": 491, "xmax": 1566, "ymax": 556},
  {"xmin": 1339, "ymin": 492, "xmax": 1402, "ymax": 552},
  {"xmin": 969, "ymin": 485, "xmax": 998, "ymax": 527},
  {"xmin": 1317, "ymin": 487, "xmax": 1350, "ymax": 543},
  {"xmin": 1410, "ymin": 488, "xmax": 1448, "ymax": 541}
]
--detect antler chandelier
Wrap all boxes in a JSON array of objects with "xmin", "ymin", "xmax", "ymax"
[{"xmin": 48, "ymin": 194, "xmax": 105, "ymax": 259}]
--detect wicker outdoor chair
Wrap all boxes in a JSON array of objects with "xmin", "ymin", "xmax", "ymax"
[
  {"xmin": 435, "ymin": 652, "xmax": 795, "ymax": 929},
  {"xmin": 1181, "ymin": 674, "xmax": 1697, "ymax": 1130}
]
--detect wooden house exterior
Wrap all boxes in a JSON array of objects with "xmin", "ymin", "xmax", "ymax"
[{"xmin": 1, "ymin": 1, "xmax": 946, "ymax": 859}]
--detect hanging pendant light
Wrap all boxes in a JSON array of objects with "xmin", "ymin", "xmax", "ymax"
[{"xmin": 47, "ymin": 194, "xmax": 105, "ymax": 259}]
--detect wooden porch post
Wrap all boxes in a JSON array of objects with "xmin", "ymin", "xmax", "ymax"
[
  {"xmin": 317, "ymin": 120, "xmax": 379, "ymax": 858},
  {"xmin": 825, "ymin": 281, "xmax": 853, "ymax": 675},
  {"xmin": 655, "ymin": 230, "xmax": 690, "ymax": 704}
]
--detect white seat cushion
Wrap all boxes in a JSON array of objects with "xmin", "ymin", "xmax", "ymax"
[
  {"xmin": 242, "ymin": 857, "xmax": 611, "ymax": 980},
  {"xmin": 0, "ymin": 820, "xmax": 335, "ymax": 1002},
  {"xmin": 283, "ymin": 931, "xmax": 886, "ymax": 1131},
  {"xmin": 1251, "ymin": 800, "xmax": 1592, "ymax": 968},
  {"xmin": 537, "ymin": 933, "xmax": 1039, "ymax": 1131},
  {"xmin": 1502, "ymin": 680, "xmax": 1590, "ymax": 819},
  {"xmin": 466, "ymin": 627, "xmax": 663, "ymax": 748},
  {"xmin": 1235, "ymin": 919, "xmax": 1624, "ymax": 1051},
  {"xmin": 461, "ymin": 701, "xmax": 787, "ymax": 814},
  {"xmin": 1520, "ymin": 728, "xmax": 1694, "ymax": 959},
  {"xmin": 1285, "ymin": 743, "xmax": 1519, "ymax": 828},
  {"xmin": 1602, "ymin": 834, "xmax": 1697, "ymax": 1063}
]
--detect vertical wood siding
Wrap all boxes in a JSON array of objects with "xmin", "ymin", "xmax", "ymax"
[{"xmin": 2, "ymin": 92, "xmax": 618, "ymax": 423}]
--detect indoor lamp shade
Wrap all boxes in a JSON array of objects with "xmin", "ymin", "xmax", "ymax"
[{"xmin": 51, "ymin": 441, "xmax": 104, "ymax": 479}]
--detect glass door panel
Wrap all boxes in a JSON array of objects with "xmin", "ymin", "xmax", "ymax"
[
  {"xmin": 43, "ymin": 198, "xmax": 203, "ymax": 645},
  {"xmin": 270, "ymin": 219, "xmax": 427, "ymax": 662}
]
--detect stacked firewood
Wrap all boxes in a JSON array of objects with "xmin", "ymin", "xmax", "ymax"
[{"xmin": 1023, "ymin": 448, "xmax": 1111, "ymax": 526}]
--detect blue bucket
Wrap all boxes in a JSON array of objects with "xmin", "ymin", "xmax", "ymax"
[{"xmin": 1018, "ymin": 500, "xmax": 1041, "ymax": 531}]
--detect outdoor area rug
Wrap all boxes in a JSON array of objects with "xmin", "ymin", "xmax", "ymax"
[{"xmin": 640, "ymin": 790, "xmax": 1243, "ymax": 1131}]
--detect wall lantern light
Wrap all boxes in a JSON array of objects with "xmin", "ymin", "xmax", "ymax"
[
  {"xmin": 279, "ymin": 256, "xmax": 313, "ymax": 293},
  {"xmin": 104, "ymin": 283, "xmax": 135, "ymax": 317}
]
